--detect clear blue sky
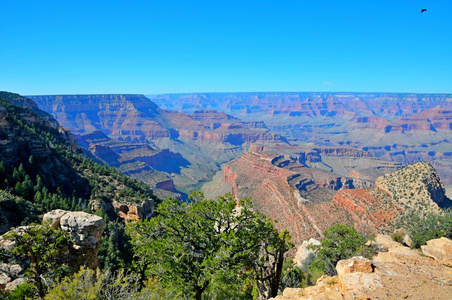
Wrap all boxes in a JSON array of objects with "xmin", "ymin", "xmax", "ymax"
[{"xmin": 1, "ymin": 0, "xmax": 451, "ymax": 95}]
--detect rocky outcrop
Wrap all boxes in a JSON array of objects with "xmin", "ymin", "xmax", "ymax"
[
  {"xmin": 43, "ymin": 209, "xmax": 105, "ymax": 269},
  {"xmin": 294, "ymin": 238, "xmax": 320, "ymax": 270},
  {"xmin": 112, "ymin": 199, "xmax": 155, "ymax": 223},
  {"xmin": 274, "ymin": 235, "xmax": 452, "ymax": 300},
  {"xmin": 0, "ymin": 210, "xmax": 105, "ymax": 292},
  {"xmin": 375, "ymin": 161, "xmax": 448, "ymax": 209},
  {"xmin": 421, "ymin": 237, "xmax": 452, "ymax": 267},
  {"xmin": 336, "ymin": 256, "xmax": 376, "ymax": 297}
]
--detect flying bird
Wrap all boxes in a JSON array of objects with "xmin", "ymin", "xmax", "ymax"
[{"xmin": 421, "ymin": 9, "xmax": 427, "ymax": 13}]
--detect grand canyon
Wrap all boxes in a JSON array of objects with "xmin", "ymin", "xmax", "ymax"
[{"xmin": 30, "ymin": 92, "xmax": 452, "ymax": 243}]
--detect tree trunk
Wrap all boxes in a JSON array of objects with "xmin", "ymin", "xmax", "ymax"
[
  {"xmin": 31, "ymin": 252, "xmax": 44, "ymax": 298},
  {"xmin": 195, "ymin": 288, "xmax": 203, "ymax": 300}
]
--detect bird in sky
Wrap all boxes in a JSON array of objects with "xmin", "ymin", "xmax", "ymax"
[{"xmin": 421, "ymin": 8, "xmax": 427, "ymax": 13}]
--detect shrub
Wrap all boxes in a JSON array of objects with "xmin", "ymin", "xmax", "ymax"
[
  {"xmin": 279, "ymin": 260, "xmax": 305, "ymax": 292},
  {"xmin": 404, "ymin": 210, "xmax": 452, "ymax": 249},
  {"xmin": 8, "ymin": 282, "xmax": 36, "ymax": 300},
  {"xmin": 390, "ymin": 230, "xmax": 406, "ymax": 244},
  {"xmin": 310, "ymin": 224, "xmax": 366, "ymax": 275}
]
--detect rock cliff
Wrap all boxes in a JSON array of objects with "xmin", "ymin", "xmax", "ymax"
[
  {"xmin": 150, "ymin": 92, "xmax": 452, "ymax": 187},
  {"xmin": 31, "ymin": 94, "xmax": 287, "ymax": 196}
]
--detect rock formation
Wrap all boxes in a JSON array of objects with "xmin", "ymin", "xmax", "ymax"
[
  {"xmin": 112, "ymin": 199, "xmax": 155, "ymax": 223},
  {"xmin": 421, "ymin": 237, "xmax": 452, "ymax": 267},
  {"xmin": 294, "ymin": 238, "xmax": 320, "ymax": 270},
  {"xmin": 43, "ymin": 209, "xmax": 105, "ymax": 270},
  {"xmin": 149, "ymin": 92, "xmax": 452, "ymax": 187},
  {"xmin": 0, "ymin": 210, "xmax": 105, "ymax": 292},
  {"xmin": 273, "ymin": 235, "xmax": 452, "ymax": 299}
]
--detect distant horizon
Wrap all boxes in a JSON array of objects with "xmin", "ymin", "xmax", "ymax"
[{"xmin": 19, "ymin": 90, "xmax": 452, "ymax": 97}]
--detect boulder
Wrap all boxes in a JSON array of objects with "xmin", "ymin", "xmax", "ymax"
[
  {"xmin": 421, "ymin": 237, "xmax": 452, "ymax": 267},
  {"xmin": 270, "ymin": 276, "xmax": 343, "ymax": 300},
  {"xmin": 336, "ymin": 256, "xmax": 381, "ymax": 298},
  {"xmin": 42, "ymin": 209, "xmax": 68, "ymax": 228},
  {"xmin": 294, "ymin": 238, "xmax": 320, "ymax": 270},
  {"xmin": 43, "ymin": 210, "xmax": 105, "ymax": 269},
  {"xmin": 59, "ymin": 211, "xmax": 105, "ymax": 246},
  {"xmin": 5, "ymin": 278, "xmax": 25, "ymax": 292},
  {"xmin": 0, "ymin": 210, "xmax": 105, "ymax": 292},
  {"xmin": 279, "ymin": 235, "xmax": 452, "ymax": 299}
]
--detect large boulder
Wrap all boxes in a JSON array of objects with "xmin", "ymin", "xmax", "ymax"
[
  {"xmin": 278, "ymin": 234, "xmax": 452, "ymax": 299},
  {"xmin": 421, "ymin": 237, "xmax": 452, "ymax": 267},
  {"xmin": 336, "ymin": 256, "xmax": 380, "ymax": 298},
  {"xmin": 43, "ymin": 210, "xmax": 105, "ymax": 269}
]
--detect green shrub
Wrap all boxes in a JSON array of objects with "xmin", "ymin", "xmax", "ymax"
[
  {"xmin": 8, "ymin": 282, "xmax": 36, "ymax": 300},
  {"xmin": 390, "ymin": 230, "xmax": 406, "ymax": 244},
  {"xmin": 404, "ymin": 210, "xmax": 452, "ymax": 249},
  {"xmin": 311, "ymin": 224, "xmax": 366, "ymax": 275}
]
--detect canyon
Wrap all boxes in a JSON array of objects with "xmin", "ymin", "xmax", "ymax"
[
  {"xmin": 31, "ymin": 94, "xmax": 286, "ymax": 197},
  {"xmin": 204, "ymin": 146, "xmax": 450, "ymax": 244},
  {"xmin": 150, "ymin": 92, "xmax": 452, "ymax": 187},
  {"xmin": 29, "ymin": 92, "xmax": 452, "ymax": 243},
  {"xmin": 31, "ymin": 92, "xmax": 452, "ymax": 198}
]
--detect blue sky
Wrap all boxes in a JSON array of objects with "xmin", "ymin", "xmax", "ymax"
[{"xmin": 1, "ymin": 0, "xmax": 451, "ymax": 95}]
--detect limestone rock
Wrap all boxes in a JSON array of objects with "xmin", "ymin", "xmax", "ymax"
[
  {"xmin": 336, "ymin": 256, "xmax": 380, "ymax": 297},
  {"xmin": 42, "ymin": 209, "xmax": 68, "ymax": 228},
  {"xmin": 294, "ymin": 238, "xmax": 320, "ymax": 270},
  {"xmin": 59, "ymin": 211, "xmax": 105, "ymax": 246},
  {"xmin": 113, "ymin": 199, "xmax": 155, "ymax": 223},
  {"xmin": 5, "ymin": 278, "xmax": 25, "ymax": 292},
  {"xmin": 43, "ymin": 210, "xmax": 105, "ymax": 269},
  {"xmin": 421, "ymin": 237, "xmax": 452, "ymax": 267},
  {"xmin": 279, "ymin": 235, "xmax": 452, "ymax": 299},
  {"xmin": 270, "ymin": 276, "xmax": 343, "ymax": 300}
]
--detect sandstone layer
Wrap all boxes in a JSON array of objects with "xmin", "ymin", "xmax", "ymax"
[{"xmin": 150, "ymin": 92, "xmax": 452, "ymax": 186}]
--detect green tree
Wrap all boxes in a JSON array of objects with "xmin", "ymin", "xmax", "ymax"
[
  {"xmin": 250, "ymin": 229, "xmax": 292, "ymax": 298},
  {"xmin": 311, "ymin": 224, "xmax": 366, "ymax": 275},
  {"xmin": 128, "ymin": 193, "xmax": 292, "ymax": 300},
  {"xmin": 3, "ymin": 221, "xmax": 72, "ymax": 298}
]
